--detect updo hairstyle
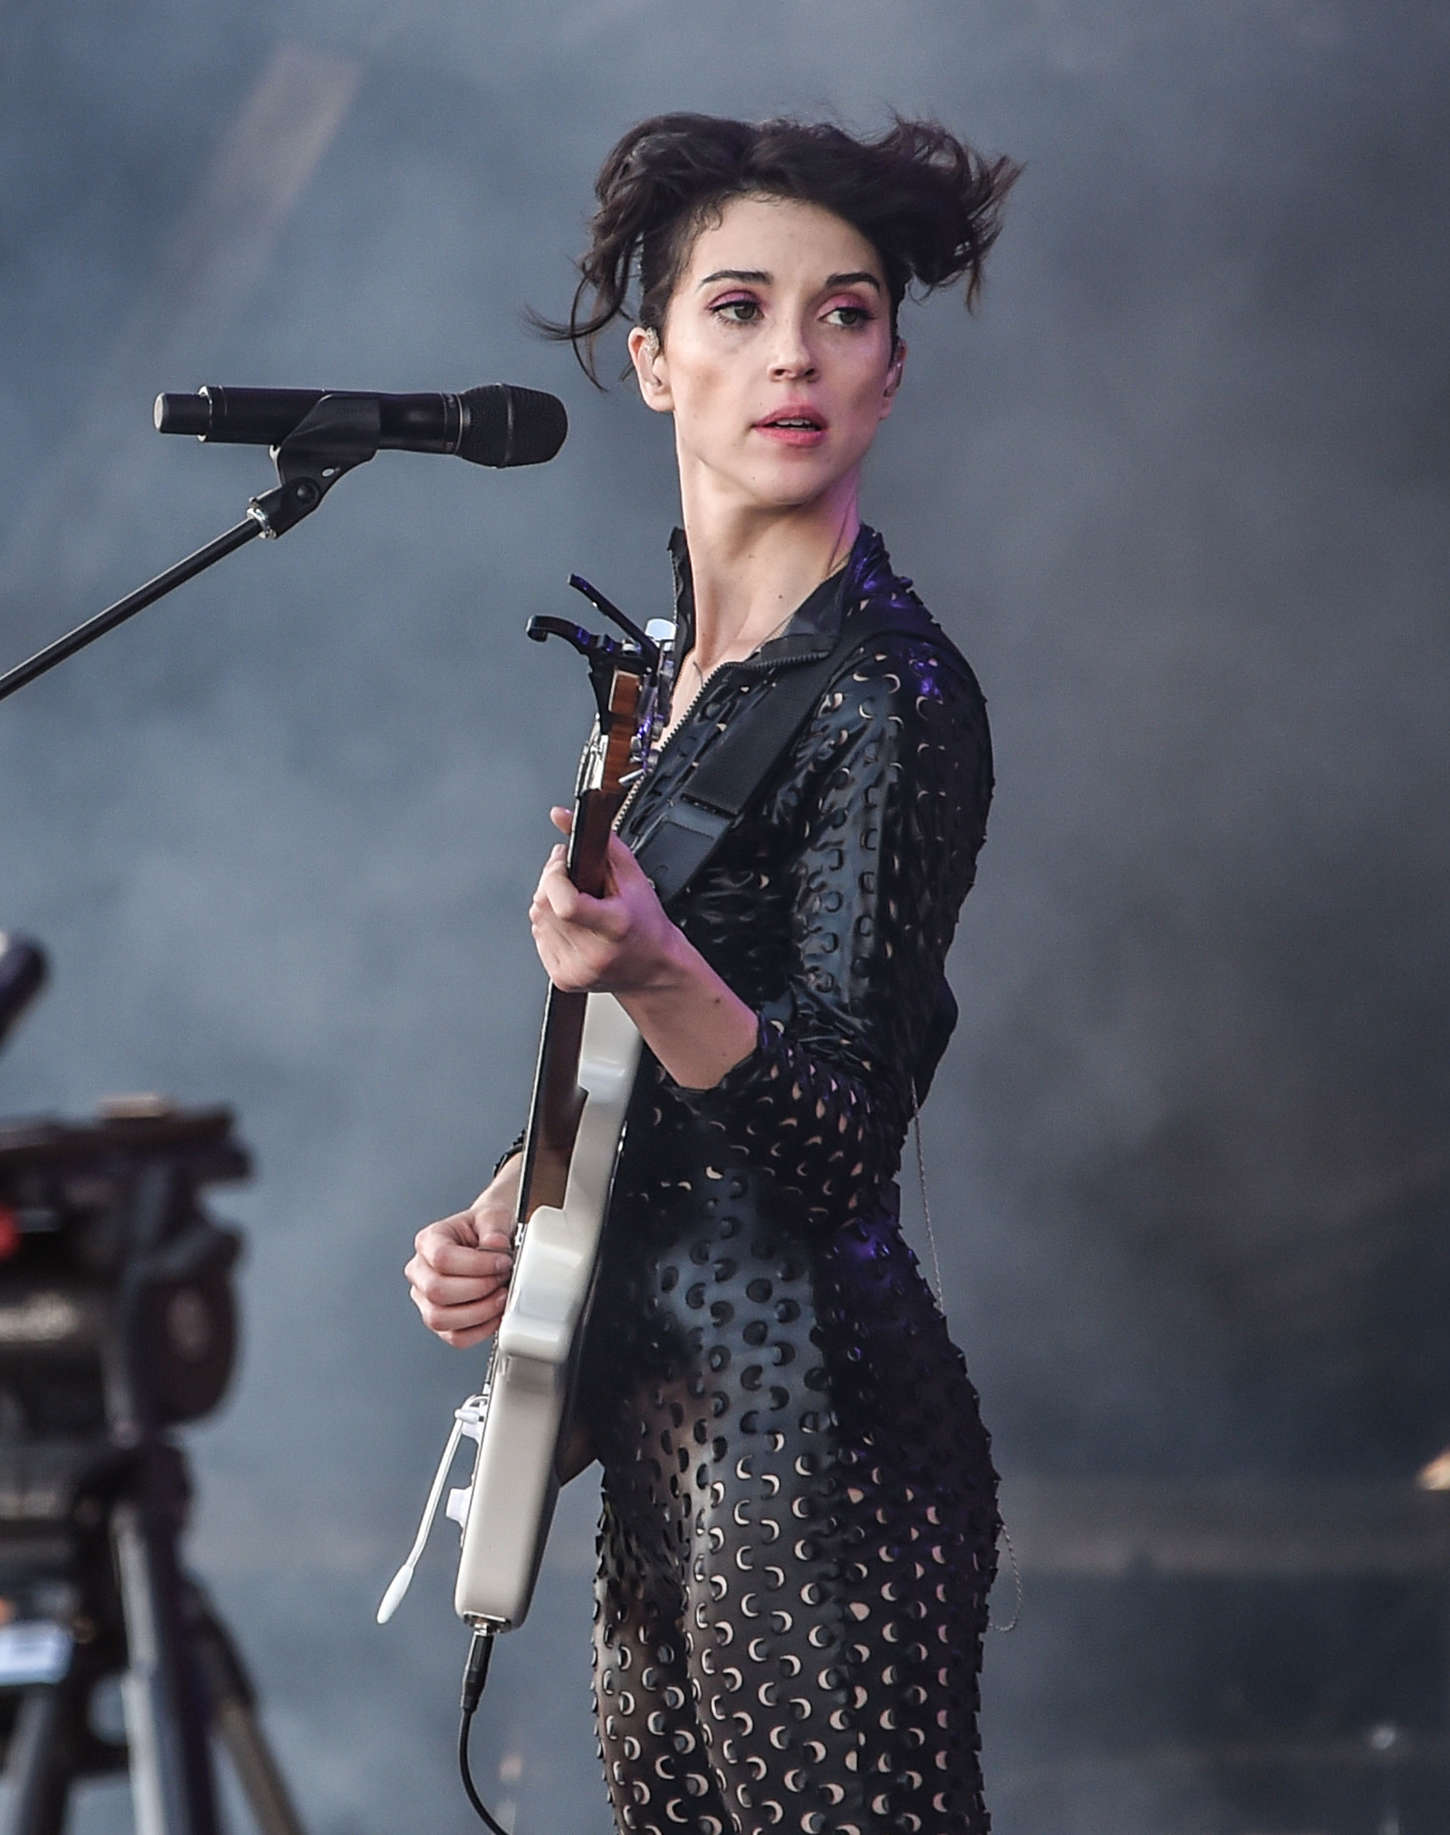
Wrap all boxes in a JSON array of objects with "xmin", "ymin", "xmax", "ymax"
[{"xmin": 536, "ymin": 112, "xmax": 1022, "ymax": 385}]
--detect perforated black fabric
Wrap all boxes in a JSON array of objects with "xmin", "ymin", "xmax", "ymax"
[{"xmin": 582, "ymin": 527, "xmax": 999, "ymax": 1835}]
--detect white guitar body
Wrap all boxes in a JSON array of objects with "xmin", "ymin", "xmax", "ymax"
[
  {"xmin": 375, "ymin": 607, "xmax": 670, "ymax": 1647},
  {"xmin": 450, "ymin": 991, "xmax": 640, "ymax": 1628}
]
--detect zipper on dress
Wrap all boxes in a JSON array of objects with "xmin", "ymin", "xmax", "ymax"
[{"xmin": 612, "ymin": 644, "xmax": 829, "ymax": 832}]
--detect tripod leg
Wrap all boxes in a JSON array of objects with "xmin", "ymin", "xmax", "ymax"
[
  {"xmin": 112, "ymin": 1499, "xmax": 221, "ymax": 1835},
  {"xmin": 188, "ymin": 1595, "xmax": 305, "ymax": 1835},
  {"xmin": 1, "ymin": 1688, "xmax": 73, "ymax": 1835}
]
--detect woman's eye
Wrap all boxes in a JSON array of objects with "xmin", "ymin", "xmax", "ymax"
[
  {"xmin": 825, "ymin": 304, "xmax": 873, "ymax": 328},
  {"xmin": 710, "ymin": 298, "xmax": 761, "ymax": 324}
]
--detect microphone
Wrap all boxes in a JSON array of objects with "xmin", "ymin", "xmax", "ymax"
[
  {"xmin": 154, "ymin": 384, "xmax": 567, "ymax": 469},
  {"xmin": 0, "ymin": 933, "xmax": 47, "ymax": 1053}
]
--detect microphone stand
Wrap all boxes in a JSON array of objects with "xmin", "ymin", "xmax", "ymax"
[{"xmin": 0, "ymin": 394, "xmax": 383, "ymax": 706}]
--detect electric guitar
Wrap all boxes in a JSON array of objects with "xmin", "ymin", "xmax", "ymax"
[{"xmin": 378, "ymin": 581, "xmax": 671, "ymax": 1634}]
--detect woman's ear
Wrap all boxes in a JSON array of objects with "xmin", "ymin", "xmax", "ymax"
[
  {"xmin": 627, "ymin": 324, "xmax": 673, "ymax": 413},
  {"xmin": 880, "ymin": 337, "xmax": 907, "ymax": 418}
]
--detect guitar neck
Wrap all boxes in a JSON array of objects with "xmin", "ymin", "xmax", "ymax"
[{"xmin": 514, "ymin": 666, "xmax": 640, "ymax": 1230}]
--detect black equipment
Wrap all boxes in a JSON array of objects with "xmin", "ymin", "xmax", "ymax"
[
  {"xmin": 0, "ymin": 1095, "xmax": 304, "ymax": 1835},
  {"xmin": 0, "ymin": 382, "xmax": 568, "ymax": 708},
  {"xmin": 153, "ymin": 384, "xmax": 567, "ymax": 470}
]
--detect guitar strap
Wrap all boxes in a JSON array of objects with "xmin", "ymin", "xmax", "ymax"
[{"xmin": 632, "ymin": 602, "xmax": 919, "ymax": 907}]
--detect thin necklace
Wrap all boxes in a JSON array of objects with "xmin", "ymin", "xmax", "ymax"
[
  {"xmin": 681, "ymin": 600, "xmax": 797, "ymax": 691},
  {"xmin": 682, "ymin": 530, "xmax": 852, "ymax": 690}
]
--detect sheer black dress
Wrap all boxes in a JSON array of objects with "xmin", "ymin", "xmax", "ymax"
[{"xmin": 579, "ymin": 524, "xmax": 1000, "ymax": 1835}]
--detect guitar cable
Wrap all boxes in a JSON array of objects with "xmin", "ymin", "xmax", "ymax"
[{"xmin": 458, "ymin": 1627, "xmax": 512, "ymax": 1833}]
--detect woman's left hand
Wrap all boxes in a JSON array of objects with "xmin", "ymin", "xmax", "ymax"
[{"xmin": 529, "ymin": 807, "xmax": 682, "ymax": 995}]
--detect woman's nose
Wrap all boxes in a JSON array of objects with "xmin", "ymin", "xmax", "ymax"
[{"xmin": 768, "ymin": 320, "xmax": 817, "ymax": 379}]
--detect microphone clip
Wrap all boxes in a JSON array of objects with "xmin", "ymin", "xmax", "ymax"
[{"xmin": 248, "ymin": 393, "xmax": 382, "ymax": 538}]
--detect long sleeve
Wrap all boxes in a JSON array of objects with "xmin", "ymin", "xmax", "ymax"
[{"xmin": 669, "ymin": 632, "xmax": 992, "ymax": 1222}]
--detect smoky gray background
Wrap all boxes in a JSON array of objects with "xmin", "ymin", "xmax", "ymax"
[{"xmin": 2, "ymin": 2, "xmax": 1447, "ymax": 1832}]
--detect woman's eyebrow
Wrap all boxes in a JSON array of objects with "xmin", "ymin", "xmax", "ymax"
[
  {"xmin": 696, "ymin": 268, "xmax": 770, "ymax": 288},
  {"xmin": 694, "ymin": 268, "xmax": 884, "ymax": 292}
]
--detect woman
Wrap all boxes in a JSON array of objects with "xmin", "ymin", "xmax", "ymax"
[{"xmin": 407, "ymin": 113, "xmax": 1020, "ymax": 1835}]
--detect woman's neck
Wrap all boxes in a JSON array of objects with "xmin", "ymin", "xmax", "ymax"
[{"xmin": 678, "ymin": 477, "xmax": 861, "ymax": 675}]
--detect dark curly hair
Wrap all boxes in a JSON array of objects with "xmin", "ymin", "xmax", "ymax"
[{"xmin": 534, "ymin": 112, "xmax": 1022, "ymax": 386}]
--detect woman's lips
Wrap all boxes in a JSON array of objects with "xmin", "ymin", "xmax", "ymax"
[{"xmin": 753, "ymin": 414, "xmax": 828, "ymax": 448}]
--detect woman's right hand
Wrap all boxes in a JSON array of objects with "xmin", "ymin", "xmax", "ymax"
[{"xmin": 405, "ymin": 1155, "xmax": 519, "ymax": 1349}]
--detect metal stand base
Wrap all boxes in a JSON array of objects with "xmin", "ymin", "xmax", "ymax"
[
  {"xmin": 1, "ymin": 1537, "xmax": 304, "ymax": 1835},
  {"xmin": 0, "ymin": 1434, "xmax": 304, "ymax": 1835},
  {"xmin": 0, "ymin": 1091, "xmax": 298, "ymax": 1835}
]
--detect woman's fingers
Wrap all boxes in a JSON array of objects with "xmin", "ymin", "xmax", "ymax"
[
  {"xmin": 407, "ymin": 1157, "xmax": 523, "ymax": 1350},
  {"xmin": 533, "ymin": 852, "xmax": 632, "ymax": 938},
  {"xmin": 606, "ymin": 830, "xmax": 650, "ymax": 893},
  {"xmin": 434, "ymin": 1322, "xmax": 499, "ymax": 1350},
  {"xmin": 533, "ymin": 846, "xmax": 583, "ymax": 924},
  {"xmin": 407, "ymin": 1213, "xmax": 514, "ymax": 1341},
  {"xmin": 412, "ymin": 1230, "xmax": 512, "ymax": 1279},
  {"xmin": 530, "ymin": 806, "xmax": 672, "ymax": 993},
  {"xmin": 408, "ymin": 1273, "xmax": 509, "ymax": 1343},
  {"xmin": 405, "ymin": 1252, "xmax": 509, "ymax": 1309},
  {"xmin": 417, "ymin": 1289, "xmax": 509, "ymax": 1350},
  {"xmin": 412, "ymin": 1211, "xmax": 508, "ymax": 1259},
  {"xmin": 407, "ymin": 1270, "xmax": 505, "ymax": 1316}
]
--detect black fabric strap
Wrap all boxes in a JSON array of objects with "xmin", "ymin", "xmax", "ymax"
[{"xmin": 635, "ymin": 604, "xmax": 918, "ymax": 909}]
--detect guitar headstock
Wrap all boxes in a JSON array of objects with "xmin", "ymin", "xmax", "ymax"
[{"xmin": 526, "ymin": 578, "xmax": 675, "ymax": 898}]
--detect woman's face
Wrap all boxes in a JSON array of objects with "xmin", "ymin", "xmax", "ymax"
[{"xmin": 628, "ymin": 193, "xmax": 903, "ymax": 517}]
